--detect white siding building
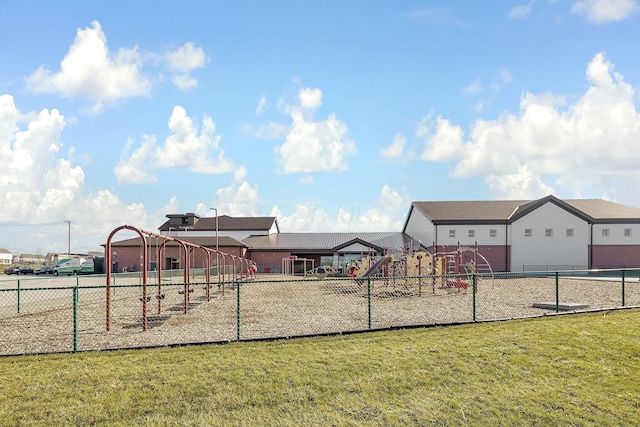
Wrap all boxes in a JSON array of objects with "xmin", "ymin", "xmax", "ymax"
[
  {"xmin": 403, "ymin": 195, "xmax": 640, "ymax": 272},
  {"xmin": 0, "ymin": 249, "xmax": 12, "ymax": 265},
  {"xmin": 509, "ymin": 200, "xmax": 590, "ymax": 271}
]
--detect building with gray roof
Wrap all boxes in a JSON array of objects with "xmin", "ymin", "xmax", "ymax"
[
  {"xmin": 107, "ymin": 196, "xmax": 640, "ymax": 274},
  {"xmin": 245, "ymin": 232, "xmax": 411, "ymax": 274},
  {"xmin": 403, "ymin": 195, "xmax": 640, "ymax": 272}
]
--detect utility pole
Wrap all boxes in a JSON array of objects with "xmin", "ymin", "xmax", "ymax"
[
  {"xmin": 210, "ymin": 208, "xmax": 219, "ymax": 279},
  {"xmin": 64, "ymin": 220, "xmax": 71, "ymax": 259}
]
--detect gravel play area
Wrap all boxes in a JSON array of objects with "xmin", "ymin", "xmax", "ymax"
[{"xmin": 1, "ymin": 273, "xmax": 638, "ymax": 356}]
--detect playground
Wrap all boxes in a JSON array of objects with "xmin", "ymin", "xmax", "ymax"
[
  {"xmin": 1, "ymin": 270, "xmax": 638, "ymax": 355},
  {"xmin": 0, "ymin": 226, "xmax": 638, "ymax": 355}
]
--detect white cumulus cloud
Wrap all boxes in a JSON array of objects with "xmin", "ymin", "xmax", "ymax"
[
  {"xmin": 463, "ymin": 78, "xmax": 484, "ymax": 95},
  {"xmin": 274, "ymin": 87, "xmax": 357, "ymax": 174},
  {"xmin": 420, "ymin": 116, "xmax": 465, "ymax": 161},
  {"xmin": 256, "ymin": 96, "xmax": 268, "ymax": 115},
  {"xmin": 508, "ymin": 1, "xmax": 535, "ymax": 19},
  {"xmin": 215, "ymin": 172, "xmax": 260, "ymax": 217},
  {"xmin": 419, "ymin": 52, "xmax": 640, "ymax": 203},
  {"xmin": 25, "ymin": 21, "xmax": 150, "ymax": 112},
  {"xmin": 163, "ymin": 42, "xmax": 207, "ymax": 90},
  {"xmin": 113, "ymin": 135, "xmax": 158, "ymax": 184},
  {"xmin": 25, "ymin": 21, "xmax": 206, "ymax": 112},
  {"xmin": 380, "ymin": 133, "xmax": 407, "ymax": 158},
  {"xmin": 0, "ymin": 94, "xmax": 157, "ymax": 254},
  {"xmin": 115, "ymin": 105, "xmax": 235, "ymax": 183},
  {"xmin": 571, "ymin": 0, "xmax": 638, "ymax": 23},
  {"xmin": 274, "ymin": 184, "xmax": 407, "ymax": 232}
]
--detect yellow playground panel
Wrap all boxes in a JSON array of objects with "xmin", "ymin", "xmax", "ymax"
[{"xmin": 344, "ymin": 242, "xmax": 494, "ymax": 292}]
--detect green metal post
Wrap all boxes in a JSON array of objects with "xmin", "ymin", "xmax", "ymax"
[
  {"xmin": 367, "ymin": 278, "xmax": 372, "ymax": 329},
  {"xmin": 236, "ymin": 282, "xmax": 241, "ymax": 340},
  {"xmin": 472, "ymin": 274, "xmax": 477, "ymax": 322},
  {"xmin": 73, "ymin": 285, "xmax": 79, "ymax": 352},
  {"xmin": 76, "ymin": 275, "xmax": 80, "ymax": 304},
  {"xmin": 555, "ymin": 271, "xmax": 559, "ymax": 313},
  {"xmin": 17, "ymin": 279, "xmax": 21, "ymax": 314},
  {"xmin": 621, "ymin": 269, "xmax": 625, "ymax": 307}
]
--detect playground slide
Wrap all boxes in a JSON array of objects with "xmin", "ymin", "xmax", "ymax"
[
  {"xmin": 360, "ymin": 255, "xmax": 394, "ymax": 278},
  {"xmin": 418, "ymin": 241, "xmax": 431, "ymax": 253}
]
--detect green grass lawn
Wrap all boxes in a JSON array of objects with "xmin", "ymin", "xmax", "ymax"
[{"xmin": 1, "ymin": 309, "xmax": 639, "ymax": 426}]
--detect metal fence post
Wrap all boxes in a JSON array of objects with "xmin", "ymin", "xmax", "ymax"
[
  {"xmin": 367, "ymin": 277, "xmax": 372, "ymax": 329},
  {"xmin": 73, "ymin": 285, "xmax": 79, "ymax": 352},
  {"xmin": 17, "ymin": 279, "xmax": 21, "ymax": 314},
  {"xmin": 621, "ymin": 269, "xmax": 626, "ymax": 307},
  {"xmin": 236, "ymin": 281, "xmax": 241, "ymax": 341},
  {"xmin": 555, "ymin": 271, "xmax": 560, "ymax": 313},
  {"xmin": 472, "ymin": 274, "xmax": 477, "ymax": 322}
]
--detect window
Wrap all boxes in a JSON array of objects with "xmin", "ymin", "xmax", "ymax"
[
  {"xmin": 545, "ymin": 229, "xmax": 553, "ymax": 237},
  {"xmin": 566, "ymin": 228, "xmax": 574, "ymax": 237},
  {"xmin": 489, "ymin": 229, "xmax": 497, "ymax": 238},
  {"xmin": 468, "ymin": 230, "xmax": 475, "ymax": 238},
  {"xmin": 449, "ymin": 229, "xmax": 456, "ymax": 238},
  {"xmin": 320, "ymin": 256, "xmax": 335, "ymax": 266},
  {"xmin": 524, "ymin": 229, "xmax": 532, "ymax": 237},
  {"xmin": 602, "ymin": 228, "xmax": 609, "ymax": 237},
  {"xmin": 624, "ymin": 228, "xmax": 632, "ymax": 237}
]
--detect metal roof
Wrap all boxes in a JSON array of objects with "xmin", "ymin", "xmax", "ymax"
[{"xmin": 243, "ymin": 232, "xmax": 411, "ymax": 252}]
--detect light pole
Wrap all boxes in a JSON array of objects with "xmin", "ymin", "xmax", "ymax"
[
  {"xmin": 64, "ymin": 220, "xmax": 71, "ymax": 259},
  {"xmin": 210, "ymin": 208, "xmax": 219, "ymax": 279}
]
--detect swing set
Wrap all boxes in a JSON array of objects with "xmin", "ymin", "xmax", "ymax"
[{"xmin": 105, "ymin": 224, "xmax": 257, "ymax": 332}]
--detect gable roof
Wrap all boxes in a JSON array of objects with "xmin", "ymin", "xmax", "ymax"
[
  {"xmin": 509, "ymin": 195, "xmax": 592, "ymax": 222},
  {"xmin": 333, "ymin": 238, "xmax": 385, "ymax": 253},
  {"xmin": 244, "ymin": 232, "xmax": 410, "ymax": 252},
  {"xmin": 564, "ymin": 199, "xmax": 640, "ymax": 222},
  {"xmin": 406, "ymin": 195, "xmax": 640, "ymax": 229},
  {"xmin": 214, "ymin": 215, "xmax": 279, "ymax": 231},
  {"xmin": 158, "ymin": 215, "xmax": 278, "ymax": 232},
  {"xmin": 409, "ymin": 200, "xmax": 528, "ymax": 224}
]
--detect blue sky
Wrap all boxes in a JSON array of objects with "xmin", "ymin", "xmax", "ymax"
[{"xmin": 1, "ymin": 0, "xmax": 639, "ymax": 255}]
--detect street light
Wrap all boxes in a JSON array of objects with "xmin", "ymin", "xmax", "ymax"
[
  {"xmin": 210, "ymin": 208, "xmax": 219, "ymax": 279},
  {"xmin": 64, "ymin": 220, "xmax": 71, "ymax": 259}
]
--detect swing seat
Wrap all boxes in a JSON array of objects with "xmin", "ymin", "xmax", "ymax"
[{"xmin": 445, "ymin": 279, "xmax": 469, "ymax": 290}]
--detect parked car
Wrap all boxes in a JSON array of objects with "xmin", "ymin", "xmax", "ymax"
[
  {"xmin": 4, "ymin": 266, "xmax": 20, "ymax": 275},
  {"xmin": 34, "ymin": 266, "xmax": 54, "ymax": 275},
  {"xmin": 17, "ymin": 266, "xmax": 34, "ymax": 275}
]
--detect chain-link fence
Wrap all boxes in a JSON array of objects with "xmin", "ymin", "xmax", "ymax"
[{"xmin": 1, "ymin": 269, "xmax": 639, "ymax": 356}]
